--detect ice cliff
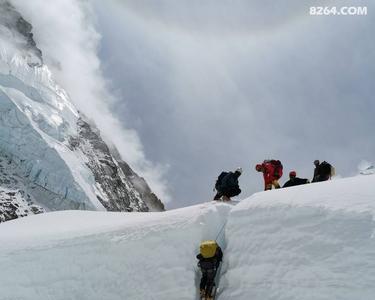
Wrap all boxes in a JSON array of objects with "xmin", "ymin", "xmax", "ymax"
[{"xmin": 0, "ymin": 1, "xmax": 164, "ymax": 222}]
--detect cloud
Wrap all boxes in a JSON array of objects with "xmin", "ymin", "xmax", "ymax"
[
  {"xmin": 10, "ymin": 0, "xmax": 171, "ymax": 202},
  {"xmin": 90, "ymin": 0, "xmax": 375, "ymax": 208}
]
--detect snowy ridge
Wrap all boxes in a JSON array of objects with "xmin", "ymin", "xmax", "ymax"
[
  {"xmin": 359, "ymin": 160, "xmax": 375, "ymax": 175},
  {"xmin": 0, "ymin": 203, "xmax": 232, "ymax": 300},
  {"xmin": 220, "ymin": 174, "xmax": 375, "ymax": 300},
  {"xmin": 232, "ymin": 174, "xmax": 375, "ymax": 213},
  {"xmin": 1, "ymin": 175, "xmax": 375, "ymax": 299}
]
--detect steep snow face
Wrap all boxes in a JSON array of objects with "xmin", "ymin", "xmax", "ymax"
[
  {"xmin": 220, "ymin": 175, "xmax": 375, "ymax": 300},
  {"xmin": 0, "ymin": 41, "xmax": 100, "ymax": 214},
  {"xmin": 1, "ymin": 175, "xmax": 375, "ymax": 300},
  {"xmin": 0, "ymin": 1, "xmax": 163, "ymax": 222},
  {"xmin": 0, "ymin": 203, "xmax": 232, "ymax": 300}
]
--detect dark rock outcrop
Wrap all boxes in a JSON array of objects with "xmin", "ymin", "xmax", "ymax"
[
  {"xmin": 0, "ymin": 0, "xmax": 43, "ymax": 67},
  {"xmin": 0, "ymin": 156, "xmax": 44, "ymax": 223},
  {"xmin": 112, "ymin": 149, "xmax": 165, "ymax": 211},
  {"xmin": 69, "ymin": 117, "xmax": 164, "ymax": 212}
]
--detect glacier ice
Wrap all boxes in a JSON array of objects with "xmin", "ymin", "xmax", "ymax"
[{"xmin": 0, "ymin": 2, "xmax": 164, "ymax": 222}]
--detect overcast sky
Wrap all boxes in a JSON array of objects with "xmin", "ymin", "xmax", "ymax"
[
  {"xmin": 87, "ymin": 0, "xmax": 374, "ymax": 208},
  {"xmin": 17, "ymin": 0, "xmax": 374, "ymax": 209}
]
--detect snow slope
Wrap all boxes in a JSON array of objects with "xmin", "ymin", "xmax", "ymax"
[
  {"xmin": 1, "ymin": 174, "xmax": 375, "ymax": 300},
  {"xmin": 0, "ymin": 202, "xmax": 231, "ymax": 300},
  {"xmin": 221, "ymin": 175, "xmax": 375, "ymax": 300}
]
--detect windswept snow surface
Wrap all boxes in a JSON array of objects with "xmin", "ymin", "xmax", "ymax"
[
  {"xmin": 1, "ymin": 175, "xmax": 375, "ymax": 300},
  {"xmin": 221, "ymin": 175, "xmax": 375, "ymax": 300},
  {"xmin": 0, "ymin": 202, "xmax": 231, "ymax": 300}
]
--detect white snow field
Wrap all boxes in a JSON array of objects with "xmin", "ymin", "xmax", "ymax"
[
  {"xmin": 1, "ymin": 174, "xmax": 375, "ymax": 300},
  {"xmin": 220, "ymin": 174, "xmax": 375, "ymax": 300},
  {"xmin": 0, "ymin": 202, "xmax": 231, "ymax": 300}
]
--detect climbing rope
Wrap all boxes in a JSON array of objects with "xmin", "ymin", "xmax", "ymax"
[{"xmin": 215, "ymin": 220, "xmax": 228, "ymax": 241}]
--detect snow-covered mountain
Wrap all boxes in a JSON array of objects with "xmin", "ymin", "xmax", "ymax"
[
  {"xmin": 1, "ymin": 174, "xmax": 375, "ymax": 299},
  {"xmin": 0, "ymin": 1, "xmax": 164, "ymax": 222},
  {"xmin": 358, "ymin": 160, "xmax": 375, "ymax": 175}
]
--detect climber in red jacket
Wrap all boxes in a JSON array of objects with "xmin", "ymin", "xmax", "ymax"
[{"xmin": 255, "ymin": 160, "xmax": 283, "ymax": 191}]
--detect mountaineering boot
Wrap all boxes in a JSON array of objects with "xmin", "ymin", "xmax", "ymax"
[
  {"xmin": 213, "ymin": 192, "xmax": 222, "ymax": 201},
  {"xmin": 200, "ymin": 289, "xmax": 205, "ymax": 298},
  {"xmin": 222, "ymin": 195, "xmax": 230, "ymax": 202},
  {"xmin": 208, "ymin": 284, "xmax": 217, "ymax": 299}
]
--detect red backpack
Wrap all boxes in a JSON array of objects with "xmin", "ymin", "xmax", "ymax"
[{"xmin": 265, "ymin": 160, "xmax": 283, "ymax": 179}]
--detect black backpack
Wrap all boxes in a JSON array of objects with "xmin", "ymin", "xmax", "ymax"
[
  {"xmin": 215, "ymin": 172, "xmax": 228, "ymax": 191},
  {"xmin": 199, "ymin": 258, "xmax": 218, "ymax": 271},
  {"xmin": 319, "ymin": 161, "xmax": 332, "ymax": 176}
]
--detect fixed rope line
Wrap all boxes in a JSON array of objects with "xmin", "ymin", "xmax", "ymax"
[{"xmin": 215, "ymin": 220, "xmax": 228, "ymax": 241}]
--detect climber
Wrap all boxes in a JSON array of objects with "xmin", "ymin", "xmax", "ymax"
[
  {"xmin": 213, "ymin": 168, "xmax": 242, "ymax": 201},
  {"xmin": 255, "ymin": 160, "xmax": 283, "ymax": 191},
  {"xmin": 312, "ymin": 160, "xmax": 335, "ymax": 182},
  {"xmin": 197, "ymin": 240, "xmax": 223, "ymax": 300},
  {"xmin": 283, "ymin": 171, "xmax": 309, "ymax": 188}
]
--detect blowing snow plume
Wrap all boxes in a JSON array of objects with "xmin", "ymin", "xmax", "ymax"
[
  {"xmin": 9, "ymin": 0, "xmax": 170, "ymax": 204},
  {"xmin": 0, "ymin": 0, "xmax": 165, "ymax": 221}
]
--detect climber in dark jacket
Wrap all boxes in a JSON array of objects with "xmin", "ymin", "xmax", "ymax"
[
  {"xmin": 213, "ymin": 168, "xmax": 242, "ymax": 201},
  {"xmin": 283, "ymin": 171, "xmax": 309, "ymax": 188},
  {"xmin": 312, "ymin": 160, "xmax": 334, "ymax": 182},
  {"xmin": 197, "ymin": 246, "xmax": 223, "ymax": 299}
]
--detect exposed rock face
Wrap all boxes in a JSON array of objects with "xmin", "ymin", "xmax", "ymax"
[
  {"xmin": 0, "ymin": 155, "xmax": 44, "ymax": 222},
  {"xmin": 114, "ymin": 153, "xmax": 165, "ymax": 212},
  {"xmin": 69, "ymin": 117, "xmax": 152, "ymax": 212},
  {"xmin": 0, "ymin": 2, "xmax": 164, "ymax": 222},
  {"xmin": 0, "ymin": 1, "xmax": 43, "ymax": 67}
]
